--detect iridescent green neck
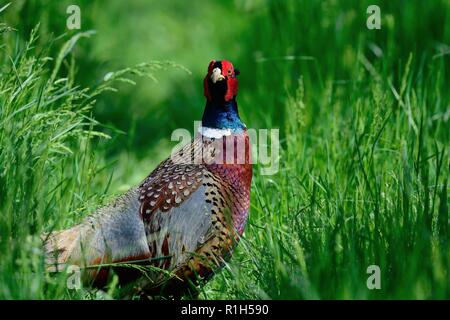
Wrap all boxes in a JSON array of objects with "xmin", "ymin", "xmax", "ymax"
[{"xmin": 201, "ymin": 99, "xmax": 245, "ymax": 131}]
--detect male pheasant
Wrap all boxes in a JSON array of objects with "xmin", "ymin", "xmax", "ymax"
[{"xmin": 43, "ymin": 60, "xmax": 252, "ymax": 298}]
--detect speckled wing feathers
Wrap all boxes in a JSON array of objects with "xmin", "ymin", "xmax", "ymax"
[{"xmin": 138, "ymin": 138, "xmax": 212, "ymax": 217}]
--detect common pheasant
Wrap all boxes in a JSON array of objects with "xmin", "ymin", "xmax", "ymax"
[{"xmin": 43, "ymin": 60, "xmax": 252, "ymax": 298}]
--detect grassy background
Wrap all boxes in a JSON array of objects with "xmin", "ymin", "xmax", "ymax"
[{"xmin": 0, "ymin": 0, "xmax": 449, "ymax": 299}]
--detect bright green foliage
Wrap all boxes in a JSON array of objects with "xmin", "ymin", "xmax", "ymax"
[{"xmin": 0, "ymin": 0, "xmax": 449, "ymax": 299}]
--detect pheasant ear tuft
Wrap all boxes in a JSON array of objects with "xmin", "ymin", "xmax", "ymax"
[
  {"xmin": 207, "ymin": 60, "xmax": 216, "ymax": 73},
  {"xmin": 204, "ymin": 60, "xmax": 217, "ymax": 101},
  {"xmin": 235, "ymin": 69, "xmax": 240, "ymax": 76}
]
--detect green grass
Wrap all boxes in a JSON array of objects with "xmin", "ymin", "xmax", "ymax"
[
  {"xmin": 207, "ymin": 57, "xmax": 449, "ymax": 299},
  {"xmin": 1, "ymin": 0, "xmax": 449, "ymax": 299},
  {"xmin": 0, "ymin": 26, "xmax": 105, "ymax": 298}
]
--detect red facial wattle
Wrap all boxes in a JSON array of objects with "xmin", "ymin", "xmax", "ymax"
[{"xmin": 203, "ymin": 60, "xmax": 239, "ymax": 102}]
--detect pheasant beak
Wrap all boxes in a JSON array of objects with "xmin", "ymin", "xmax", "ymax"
[{"xmin": 211, "ymin": 67, "xmax": 225, "ymax": 83}]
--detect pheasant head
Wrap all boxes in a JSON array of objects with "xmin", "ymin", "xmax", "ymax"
[{"xmin": 201, "ymin": 60, "xmax": 245, "ymax": 132}]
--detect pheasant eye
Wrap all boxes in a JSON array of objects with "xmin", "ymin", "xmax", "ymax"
[{"xmin": 227, "ymin": 69, "xmax": 232, "ymax": 75}]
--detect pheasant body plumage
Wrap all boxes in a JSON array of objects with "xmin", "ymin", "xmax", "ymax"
[{"xmin": 44, "ymin": 60, "xmax": 251, "ymax": 298}]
